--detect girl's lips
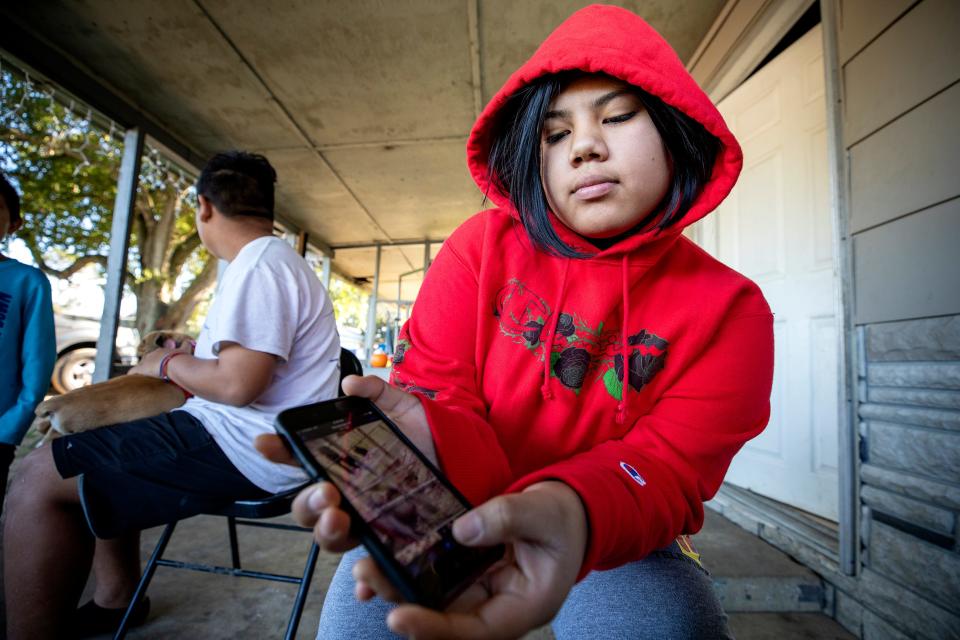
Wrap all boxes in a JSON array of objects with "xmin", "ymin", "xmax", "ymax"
[{"xmin": 573, "ymin": 181, "xmax": 616, "ymax": 200}]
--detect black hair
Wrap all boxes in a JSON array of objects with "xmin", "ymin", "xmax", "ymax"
[
  {"xmin": 0, "ymin": 171, "xmax": 21, "ymax": 225},
  {"xmin": 196, "ymin": 150, "xmax": 276, "ymax": 219},
  {"xmin": 487, "ymin": 72, "xmax": 721, "ymax": 258}
]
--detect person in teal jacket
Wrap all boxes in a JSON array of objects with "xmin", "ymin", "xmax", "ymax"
[{"xmin": 0, "ymin": 171, "xmax": 55, "ymax": 509}]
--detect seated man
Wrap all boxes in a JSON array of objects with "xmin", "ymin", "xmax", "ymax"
[{"xmin": 3, "ymin": 151, "xmax": 341, "ymax": 640}]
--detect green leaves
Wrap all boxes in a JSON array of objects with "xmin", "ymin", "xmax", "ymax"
[
  {"xmin": 602, "ymin": 368, "xmax": 623, "ymax": 401},
  {"xmin": 1, "ymin": 66, "xmax": 213, "ymax": 333}
]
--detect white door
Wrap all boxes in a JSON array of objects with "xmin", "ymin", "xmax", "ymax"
[{"xmin": 696, "ymin": 25, "xmax": 839, "ymax": 520}]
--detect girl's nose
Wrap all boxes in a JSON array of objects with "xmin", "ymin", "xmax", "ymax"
[{"xmin": 569, "ymin": 126, "xmax": 608, "ymax": 164}]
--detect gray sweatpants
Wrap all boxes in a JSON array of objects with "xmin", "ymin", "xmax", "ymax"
[{"xmin": 316, "ymin": 541, "xmax": 732, "ymax": 639}]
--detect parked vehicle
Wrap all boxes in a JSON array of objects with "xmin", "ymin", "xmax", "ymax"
[{"xmin": 52, "ymin": 314, "xmax": 139, "ymax": 394}]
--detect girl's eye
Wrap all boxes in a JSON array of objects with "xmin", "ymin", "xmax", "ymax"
[
  {"xmin": 603, "ymin": 111, "xmax": 638, "ymax": 124},
  {"xmin": 544, "ymin": 130, "xmax": 569, "ymax": 144}
]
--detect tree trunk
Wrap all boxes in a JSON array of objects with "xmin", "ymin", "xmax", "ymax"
[
  {"xmin": 135, "ymin": 278, "xmax": 168, "ymax": 335},
  {"xmin": 153, "ymin": 256, "xmax": 218, "ymax": 333}
]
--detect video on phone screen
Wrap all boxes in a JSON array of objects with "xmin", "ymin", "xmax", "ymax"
[{"xmin": 301, "ymin": 415, "xmax": 468, "ymax": 579}]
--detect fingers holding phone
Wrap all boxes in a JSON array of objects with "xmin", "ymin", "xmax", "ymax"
[
  {"xmin": 256, "ymin": 433, "xmax": 360, "ymax": 553},
  {"xmin": 270, "ymin": 397, "xmax": 588, "ymax": 638},
  {"xmin": 274, "ymin": 396, "xmax": 504, "ymax": 609},
  {"xmin": 352, "ymin": 481, "xmax": 588, "ymax": 639},
  {"xmin": 340, "ymin": 375, "xmax": 437, "ymax": 466},
  {"xmin": 293, "ymin": 482, "xmax": 358, "ymax": 552},
  {"xmin": 395, "ymin": 483, "xmax": 587, "ymax": 639}
]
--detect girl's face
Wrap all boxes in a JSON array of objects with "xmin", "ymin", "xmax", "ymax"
[{"xmin": 540, "ymin": 75, "xmax": 671, "ymax": 240}]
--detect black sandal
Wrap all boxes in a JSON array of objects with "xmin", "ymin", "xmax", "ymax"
[{"xmin": 72, "ymin": 596, "xmax": 151, "ymax": 638}]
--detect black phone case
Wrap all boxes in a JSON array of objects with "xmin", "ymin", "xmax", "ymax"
[{"xmin": 274, "ymin": 396, "xmax": 502, "ymax": 609}]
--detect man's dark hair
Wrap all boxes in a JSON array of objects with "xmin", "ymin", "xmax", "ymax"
[
  {"xmin": 196, "ymin": 151, "xmax": 276, "ymax": 219},
  {"xmin": 0, "ymin": 171, "xmax": 21, "ymax": 225},
  {"xmin": 487, "ymin": 72, "xmax": 721, "ymax": 258}
]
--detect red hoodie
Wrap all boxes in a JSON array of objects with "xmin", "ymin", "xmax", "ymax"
[{"xmin": 390, "ymin": 4, "xmax": 773, "ymax": 576}]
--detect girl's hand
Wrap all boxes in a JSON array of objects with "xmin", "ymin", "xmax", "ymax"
[
  {"xmin": 255, "ymin": 436, "xmax": 360, "ymax": 551},
  {"xmin": 257, "ymin": 378, "xmax": 588, "ymax": 638},
  {"xmin": 355, "ymin": 481, "xmax": 588, "ymax": 640},
  {"xmin": 255, "ymin": 374, "xmax": 437, "ymax": 553},
  {"xmin": 340, "ymin": 374, "xmax": 436, "ymax": 465}
]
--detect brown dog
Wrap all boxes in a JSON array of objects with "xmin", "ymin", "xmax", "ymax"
[{"xmin": 32, "ymin": 331, "xmax": 194, "ymax": 444}]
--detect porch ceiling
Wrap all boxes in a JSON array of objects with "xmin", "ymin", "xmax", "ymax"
[{"xmin": 6, "ymin": 0, "xmax": 724, "ymax": 300}]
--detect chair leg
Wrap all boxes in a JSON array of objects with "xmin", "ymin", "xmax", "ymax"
[
  {"xmin": 227, "ymin": 515, "xmax": 241, "ymax": 569},
  {"xmin": 284, "ymin": 542, "xmax": 320, "ymax": 640},
  {"xmin": 114, "ymin": 521, "xmax": 177, "ymax": 640}
]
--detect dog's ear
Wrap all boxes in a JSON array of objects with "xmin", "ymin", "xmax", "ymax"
[{"xmin": 137, "ymin": 331, "xmax": 161, "ymax": 357}]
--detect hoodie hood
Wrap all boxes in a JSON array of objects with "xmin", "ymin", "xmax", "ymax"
[{"xmin": 466, "ymin": 4, "xmax": 742, "ymax": 252}]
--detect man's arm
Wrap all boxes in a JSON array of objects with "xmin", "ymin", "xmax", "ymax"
[{"xmin": 132, "ymin": 341, "xmax": 277, "ymax": 407}]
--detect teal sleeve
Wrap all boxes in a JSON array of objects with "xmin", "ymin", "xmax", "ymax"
[{"xmin": 0, "ymin": 274, "xmax": 56, "ymax": 445}]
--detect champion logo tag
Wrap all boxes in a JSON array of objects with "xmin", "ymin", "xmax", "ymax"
[{"xmin": 620, "ymin": 462, "xmax": 646, "ymax": 486}]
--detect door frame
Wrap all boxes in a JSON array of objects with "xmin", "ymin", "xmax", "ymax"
[{"xmin": 687, "ymin": 0, "xmax": 859, "ymax": 576}]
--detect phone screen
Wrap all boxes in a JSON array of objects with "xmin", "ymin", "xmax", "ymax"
[{"xmin": 288, "ymin": 399, "xmax": 495, "ymax": 600}]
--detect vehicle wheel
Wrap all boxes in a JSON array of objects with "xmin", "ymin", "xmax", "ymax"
[{"xmin": 51, "ymin": 347, "xmax": 98, "ymax": 394}]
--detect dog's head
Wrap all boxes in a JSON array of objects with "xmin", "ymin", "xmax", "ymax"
[{"xmin": 138, "ymin": 331, "xmax": 195, "ymax": 357}]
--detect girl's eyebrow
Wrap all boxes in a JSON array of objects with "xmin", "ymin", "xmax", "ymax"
[
  {"xmin": 544, "ymin": 89, "xmax": 634, "ymax": 121},
  {"xmin": 593, "ymin": 88, "xmax": 633, "ymax": 108}
]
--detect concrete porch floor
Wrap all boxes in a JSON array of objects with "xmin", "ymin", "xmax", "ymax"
[
  {"xmin": 0, "ymin": 452, "xmax": 855, "ymax": 639},
  {"xmin": 0, "ymin": 513, "xmax": 857, "ymax": 639}
]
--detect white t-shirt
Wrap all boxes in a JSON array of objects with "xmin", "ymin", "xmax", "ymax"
[{"xmin": 178, "ymin": 235, "xmax": 340, "ymax": 493}]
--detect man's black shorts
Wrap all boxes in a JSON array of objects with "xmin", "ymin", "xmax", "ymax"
[{"xmin": 52, "ymin": 411, "xmax": 269, "ymax": 539}]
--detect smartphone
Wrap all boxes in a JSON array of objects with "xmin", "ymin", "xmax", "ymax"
[{"xmin": 274, "ymin": 395, "xmax": 505, "ymax": 609}]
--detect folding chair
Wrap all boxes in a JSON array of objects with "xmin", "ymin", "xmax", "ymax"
[{"xmin": 114, "ymin": 347, "xmax": 366, "ymax": 639}]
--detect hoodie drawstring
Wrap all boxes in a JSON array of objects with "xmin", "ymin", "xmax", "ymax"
[
  {"xmin": 538, "ymin": 254, "xmax": 631, "ymax": 423},
  {"xmin": 616, "ymin": 254, "xmax": 629, "ymax": 424},
  {"xmin": 541, "ymin": 258, "xmax": 571, "ymax": 400}
]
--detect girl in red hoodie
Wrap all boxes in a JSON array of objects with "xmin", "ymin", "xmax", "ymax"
[{"xmin": 263, "ymin": 5, "xmax": 773, "ymax": 638}]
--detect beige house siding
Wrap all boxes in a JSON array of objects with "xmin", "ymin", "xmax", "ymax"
[
  {"xmin": 835, "ymin": 0, "xmax": 960, "ymax": 638},
  {"xmin": 842, "ymin": 0, "xmax": 960, "ymax": 324},
  {"xmin": 849, "ymin": 85, "xmax": 960, "ymax": 235},
  {"xmin": 854, "ymin": 198, "xmax": 960, "ymax": 321}
]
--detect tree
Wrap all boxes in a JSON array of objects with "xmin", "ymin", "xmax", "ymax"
[
  {"xmin": 327, "ymin": 276, "xmax": 368, "ymax": 328},
  {"xmin": 0, "ymin": 67, "xmax": 215, "ymax": 335},
  {"xmin": 127, "ymin": 153, "xmax": 217, "ymax": 335}
]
